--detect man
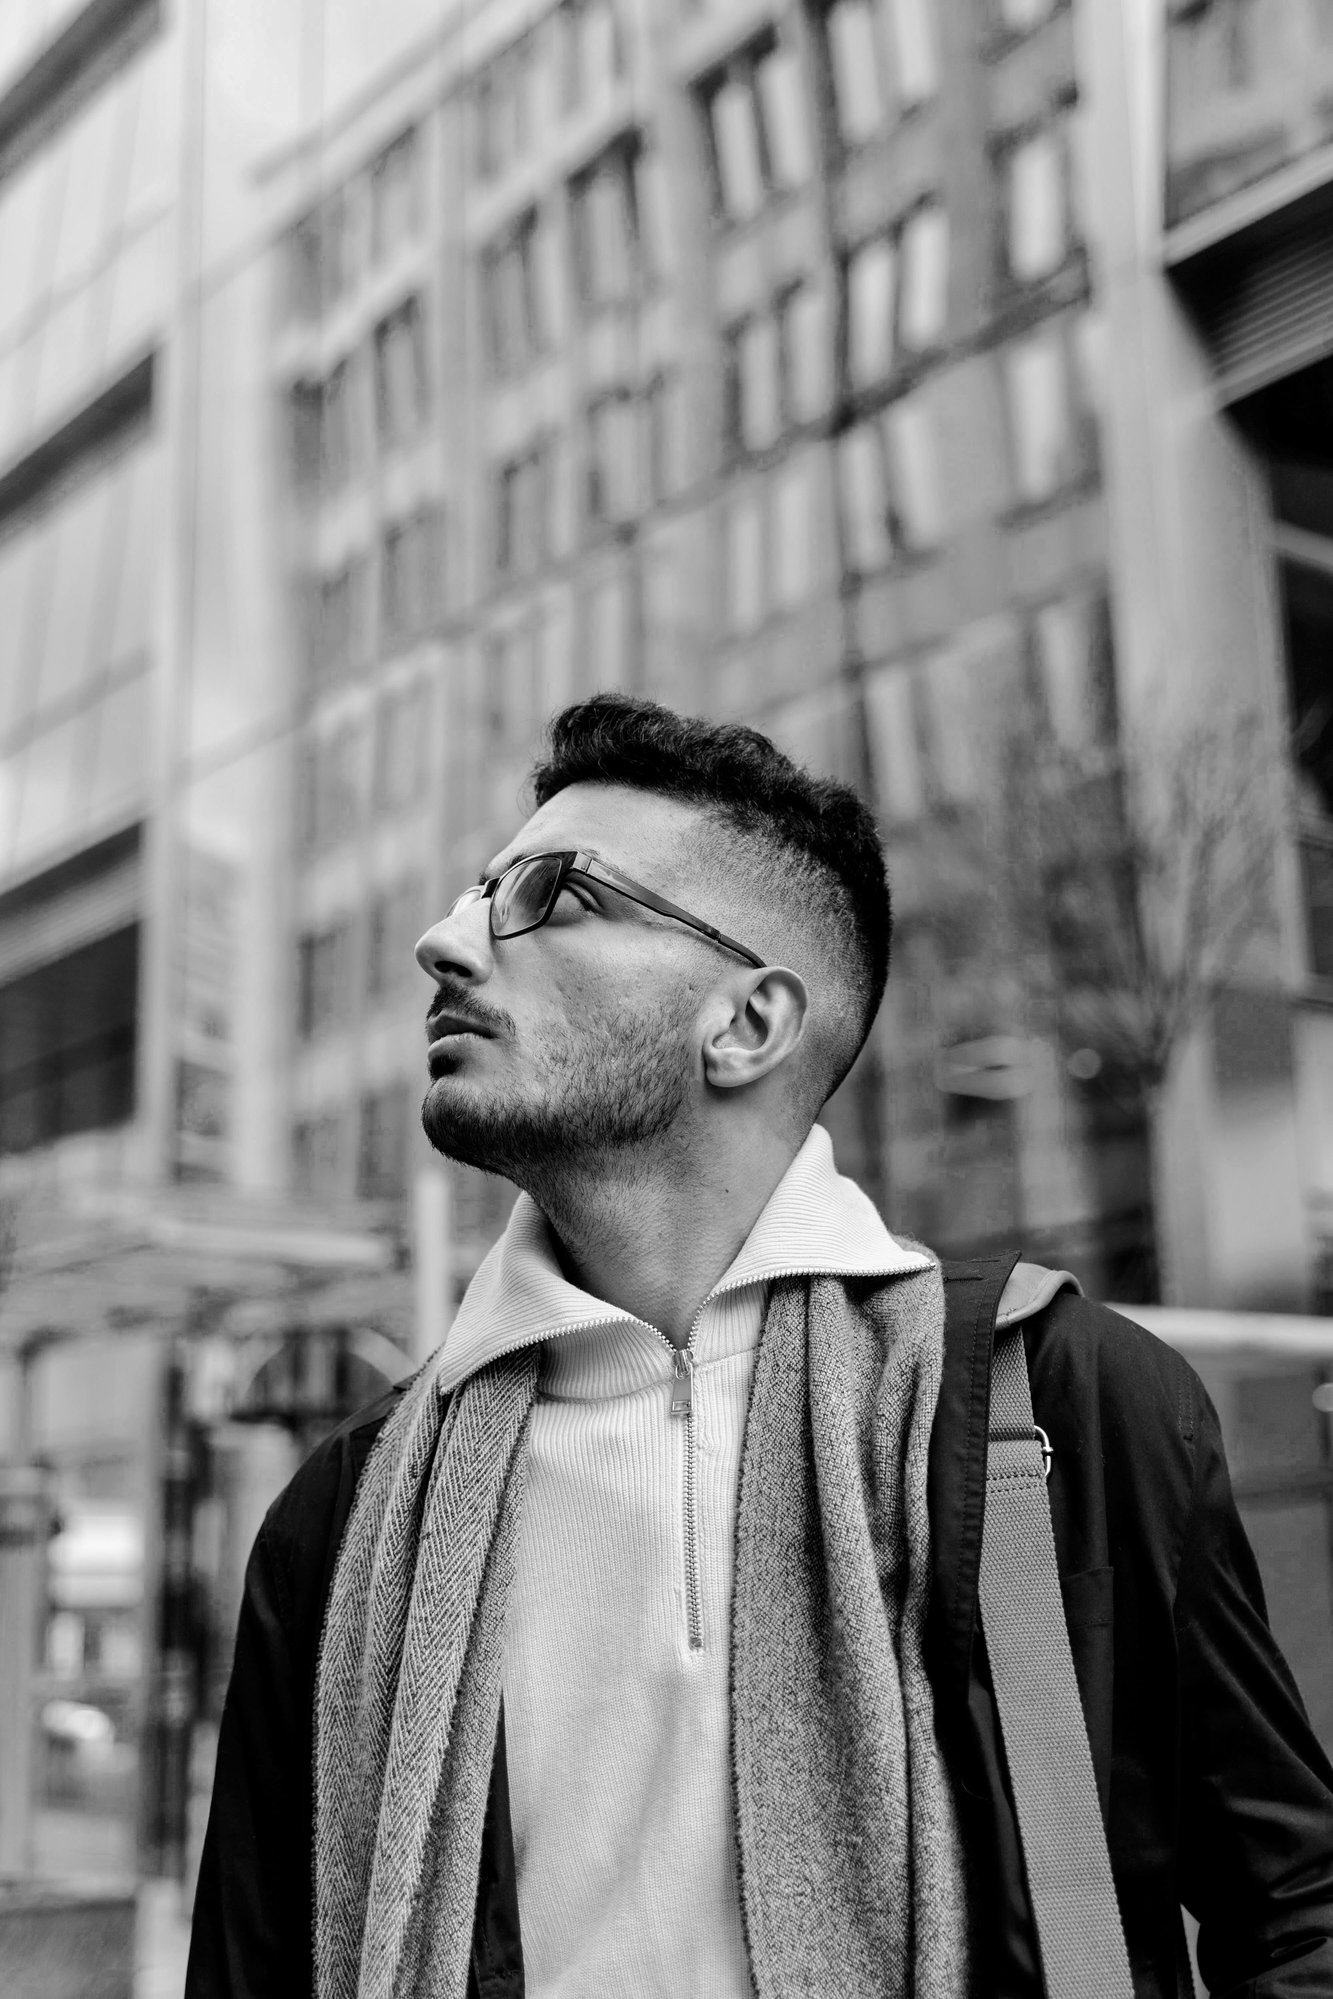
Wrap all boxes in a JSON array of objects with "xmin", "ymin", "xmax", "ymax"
[{"xmin": 189, "ymin": 694, "xmax": 1333, "ymax": 1998}]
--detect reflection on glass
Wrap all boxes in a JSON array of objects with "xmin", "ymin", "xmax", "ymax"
[
  {"xmin": 84, "ymin": 672, "xmax": 150, "ymax": 836},
  {"xmin": 12, "ymin": 714, "xmax": 87, "ymax": 871}
]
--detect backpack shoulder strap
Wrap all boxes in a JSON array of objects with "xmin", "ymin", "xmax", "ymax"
[{"xmin": 979, "ymin": 1302, "xmax": 1134, "ymax": 1998}]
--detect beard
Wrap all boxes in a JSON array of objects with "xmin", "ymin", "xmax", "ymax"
[{"xmin": 420, "ymin": 994, "xmax": 694, "ymax": 1185}]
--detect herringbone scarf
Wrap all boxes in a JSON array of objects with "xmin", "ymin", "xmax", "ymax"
[{"xmin": 314, "ymin": 1263, "xmax": 969, "ymax": 1999}]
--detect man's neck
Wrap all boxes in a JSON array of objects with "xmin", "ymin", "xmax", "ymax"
[{"xmin": 521, "ymin": 1128, "xmax": 802, "ymax": 1349}]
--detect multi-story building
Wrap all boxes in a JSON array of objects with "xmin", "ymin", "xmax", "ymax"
[
  {"xmin": 272, "ymin": 0, "xmax": 1138, "ymax": 1305},
  {"xmin": 0, "ymin": 0, "xmax": 180, "ymax": 1876},
  {"xmin": 0, "ymin": 0, "xmax": 409, "ymax": 1882}
]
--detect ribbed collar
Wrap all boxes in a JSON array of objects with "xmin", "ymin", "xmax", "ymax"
[{"xmin": 432, "ymin": 1125, "xmax": 932, "ymax": 1397}]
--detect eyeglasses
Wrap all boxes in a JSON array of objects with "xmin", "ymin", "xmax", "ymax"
[{"xmin": 446, "ymin": 850, "xmax": 766, "ymax": 969}]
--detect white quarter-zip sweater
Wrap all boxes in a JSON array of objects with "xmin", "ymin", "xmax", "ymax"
[{"xmin": 433, "ymin": 1127, "xmax": 932, "ymax": 1998}]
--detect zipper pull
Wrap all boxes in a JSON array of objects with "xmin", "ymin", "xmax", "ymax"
[{"xmin": 670, "ymin": 1348, "xmax": 693, "ymax": 1417}]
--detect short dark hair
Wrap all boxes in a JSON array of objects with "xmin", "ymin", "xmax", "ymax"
[{"xmin": 529, "ymin": 694, "xmax": 891, "ymax": 1096}]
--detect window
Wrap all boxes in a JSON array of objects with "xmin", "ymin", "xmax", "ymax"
[
  {"xmin": 702, "ymin": 37, "xmax": 808, "ymax": 224},
  {"xmin": 770, "ymin": 455, "xmax": 815, "ymax": 612},
  {"xmin": 292, "ymin": 362, "xmax": 360, "ymax": 494},
  {"xmin": 0, "ymin": 926, "xmax": 138, "ymax": 1154},
  {"xmin": 367, "ymin": 878, "xmax": 424, "ymax": 998},
  {"xmin": 319, "ymin": 186, "xmax": 358, "ymax": 308},
  {"xmin": 370, "ymin": 129, "xmax": 420, "ymax": 263},
  {"xmin": 898, "ymin": 204, "xmax": 949, "ymax": 349},
  {"xmin": 1003, "ymin": 122, "xmax": 1073, "ymax": 283},
  {"xmin": 1277, "ymin": 556, "xmax": 1333, "ymax": 977},
  {"xmin": 720, "ymin": 466, "xmax": 823, "ymax": 635},
  {"xmin": 483, "ymin": 619, "xmax": 542, "ymax": 745},
  {"xmin": 557, "ymin": 0, "xmax": 623, "ymax": 112},
  {"xmin": 727, "ymin": 314, "xmax": 782, "ymax": 455},
  {"xmin": 838, "ymin": 423, "xmax": 893, "ymax": 572},
  {"xmin": 752, "ymin": 43, "xmax": 811, "ymax": 188},
  {"xmin": 845, "ymin": 203, "xmax": 949, "ymax": 392},
  {"xmin": 495, "ymin": 443, "xmax": 550, "ymax": 578},
  {"xmin": 886, "ymin": 0, "xmax": 938, "ymax": 106},
  {"xmin": 570, "ymin": 140, "xmax": 641, "ymax": 308},
  {"xmin": 642, "ymin": 543, "xmax": 679, "ymax": 684},
  {"xmin": 865, "ymin": 665, "xmax": 926, "ymax": 821},
  {"xmin": 373, "ymin": 681, "xmax": 431, "ymax": 815},
  {"xmin": 307, "ymin": 556, "xmax": 372, "ymax": 688},
  {"xmin": 373, "ymin": 297, "xmax": 428, "ymax": 451},
  {"xmin": 300, "ymin": 723, "xmax": 365, "ymax": 852},
  {"xmin": 288, "ymin": 213, "xmax": 322, "ymax": 321},
  {"xmin": 727, "ymin": 288, "xmax": 828, "ymax": 454},
  {"xmin": 780, "ymin": 284, "xmax": 831, "ymax": 423},
  {"xmin": 847, "ymin": 238, "xmax": 896, "ymax": 390},
  {"xmin": 836, "ymin": 393, "xmax": 945, "ymax": 571},
  {"xmin": 358, "ymin": 1085, "xmax": 410, "ymax": 1200},
  {"xmin": 633, "ymin": 146, "xmax": 674, "ymax": 284},
  {"xmin": 1032, "ymin": 591, "xmax": 1113, "ymax": 750},
  {"xmin": 1003, "ymin": 318, "xmax": 1096, "ymax": 504},
  {"xmin": 642, "ymin": 373, "xmax": 680, "ymax": 502},
  {"xmin": 724, "ymin": 488, "xmax": 766, "ymax": 634},
  {"xmin": 583, "ymin": 570, "xmax": 634, "ymax": 686},
  {"xmin": 883, "ymin": 396, "xmax": 945, "ymax": 549},
  {"xmin": 587, "ymin": 393, "xmax": 640, "ymax": 524},
  {"xmin": 291, "ymin": 381, "xmax": 322, "ymax": 487},
  {"xmin": 297, "ymin": 923, "xmax": 353, "ymax": 1040},
  {"xmin": 476, "ymin": 39, "xmax": 534, "ymax": 180},
  {"xmin": 822, "ymin": 0, "xmax": 886, "ymax": 145},
  {"xmin": 483, "ymin": 210, "xmax": 546, "ymax": 378},
  {"xmin": 381, "ymin": 508, "xmax": 440, "ymax": 649},
  {"xmin": 995, "ymin": 0, "xmax": 1059, "ymax": 35}
]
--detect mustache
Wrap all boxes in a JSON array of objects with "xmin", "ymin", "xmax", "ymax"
[{"xmin": 425, "ymin": 983, "xmax": 515, "ymax": 1042}]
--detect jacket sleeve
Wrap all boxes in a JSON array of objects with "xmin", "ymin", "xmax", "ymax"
[
  {"xmin": 1176, "ymin": 1382, "xmax": 1333, "ymax": 1997},
  {"xmin": 184, "ymin": 1517, "xmax": 317, "ymax": 1999}
]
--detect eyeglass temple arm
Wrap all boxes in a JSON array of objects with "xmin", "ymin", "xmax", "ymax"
[{"xmin": 575, "ymin": 855, "xmax": 767, "ymax": 970}]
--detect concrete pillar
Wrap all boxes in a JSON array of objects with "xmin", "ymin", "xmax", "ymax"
[{"xmin": 0, "ymin": 1465, "xmax": 51, "ymax": 1876}]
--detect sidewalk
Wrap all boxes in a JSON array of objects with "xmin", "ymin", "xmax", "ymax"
[{"xmin": 32, "ymin": 1809, "xmax": 192, "ymax": 1999}]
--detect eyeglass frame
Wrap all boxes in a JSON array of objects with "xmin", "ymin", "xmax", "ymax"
[{"xmin": 447, "ymin": 850, "xmax": 767, "ymax": 970}]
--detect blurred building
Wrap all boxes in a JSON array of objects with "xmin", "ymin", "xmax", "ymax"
[
  {"xmin": 0, "ymin": 0, "xmax": 410, "ymax": 1883},
  {"xmin": 269, "ymin": 0, "xmax": 1141, "ymax": 1297},
  {"xmin": 2, "ymin": 0, "xmax": 1332, "ymax": 1887}
]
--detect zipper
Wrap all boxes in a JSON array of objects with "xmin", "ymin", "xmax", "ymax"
[{"xmin": 667, "ymin": 1342, "xmax": 702, "ymax": 1651}]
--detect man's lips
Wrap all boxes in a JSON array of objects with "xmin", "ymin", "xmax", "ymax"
[
  {"xmin": 426, "ymin": 1012, "xmax": 494, "ymax": 1072},
  {"xmin": 427, "ymin": 1011, "xmax": 492, "ymax": 1041}
]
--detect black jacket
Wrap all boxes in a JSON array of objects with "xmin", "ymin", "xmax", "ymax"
[{"xmin": 187, "ymin": 1257, "xmax": 1333, "ymax": 1997}]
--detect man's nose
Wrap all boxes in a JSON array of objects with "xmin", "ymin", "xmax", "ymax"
[{"xmin": 414, "ymin": 897, "xmax": 494, "ymax": 982}]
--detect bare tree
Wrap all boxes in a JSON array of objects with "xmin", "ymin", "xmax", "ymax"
[
  {"xmin": 993, "ymin": 708, "xmax": 1283, "ymax": 1299},
  {"xmin": 885, "ymin": 704, "xmax": 1283, "ymax": 1301}
]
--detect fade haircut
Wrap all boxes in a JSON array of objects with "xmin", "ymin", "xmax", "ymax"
[{"xmin": 528, "ymin": 694, "xmax": 891, "ymax": 1102}]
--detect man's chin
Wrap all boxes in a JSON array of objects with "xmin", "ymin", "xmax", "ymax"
[{"xmin": 420, "ymin": 1078, "xmax": 527, "ymax": 1176}]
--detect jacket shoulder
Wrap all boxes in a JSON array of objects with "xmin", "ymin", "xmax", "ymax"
[
  {"xmin": 258, "ymin": 1381, "xmax": 408, "ymax": 1637},
  {"xmin": 1025, "ymin": 1288, "xmax": 1203, "ymax": 1441}
]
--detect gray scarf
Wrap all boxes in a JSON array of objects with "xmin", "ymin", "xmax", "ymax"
[{"xmin": 315, "ymin": 1264, "xmax": 970, "ymax": 1998}]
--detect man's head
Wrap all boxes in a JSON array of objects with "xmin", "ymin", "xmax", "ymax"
[{"xmin": 415, "ymin": 694, "xmax": 891, "ymax": 1187}]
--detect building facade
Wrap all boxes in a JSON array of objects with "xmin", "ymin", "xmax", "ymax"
[
  {"xmin": 3, "ymin": 0, "xmax": 1332, "ymax": 1885},
  {"xmin": 272, "ymin": 0, "xmax": 1142, "ymax": 1306}
]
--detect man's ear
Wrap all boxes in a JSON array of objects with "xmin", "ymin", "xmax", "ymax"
[{"xmin": 700, "ymin": 966, "xmax": 808, "ymax": 1091}]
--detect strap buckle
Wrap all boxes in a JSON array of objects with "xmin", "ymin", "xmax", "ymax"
[{"xmin": 1034, "ymin": 1424, "xmax": 1053, "ymax": 1481}]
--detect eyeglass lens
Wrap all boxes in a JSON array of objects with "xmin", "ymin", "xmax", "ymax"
[{"xmin": 490, "ymin": 854, "xmax": 566, "ymax": 937}]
